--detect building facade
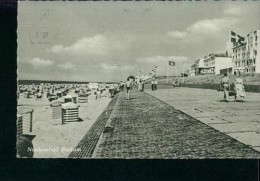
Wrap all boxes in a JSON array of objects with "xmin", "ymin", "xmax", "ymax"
[
  {"xmin": 196, "ymin": 52, "xmax": 232, "ymax": 75},
  {"xmin": 233, "ymin": 30, "xmax": 260, "ymax": 74}
]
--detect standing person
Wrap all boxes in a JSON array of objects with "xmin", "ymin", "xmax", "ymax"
[
  {"xmin": 121, "ymin": 81, "xmax": 125, "ymax": 91},
  {"xmin": 141, "ymin": 80, "xmax": 145, "ymax": 92},
  {"xmin": 221, "ymin": 73, "xmax": 230, "ymax": 102},
  {"xmin": 138, "ymin": 79, "xmax": 143, "ymax": 92},
  {"xmin": 234, "ymin": 74, "xmax": 245, "ymax": 102},
  {"xmin": 154, "ymin": 78, "xmax": 158, "ymax": 90},
  {"xmin": 125, "ymin": 78, "xmax": 133, "ymax": 100},
  {"xmin": 96, "ymin": 88, "xmax": 101, "ymax": 100},
  {"xmin": 151, "ymin": 78, "xmax": 155, "ymax": 91}
]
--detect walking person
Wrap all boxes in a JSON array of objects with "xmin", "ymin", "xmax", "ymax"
[
  {"xmin": 120, "ymin": 81, "xmax": 124, "ymax": 92},
  {"xmin": 221, "ymin": 73, "xmax": 230, "ymax": 102},
  {"xmin": 234, "ymin": 73, "xmax": 245, "ymax": 102},
  {"xmin": 96, "ymin": 88, "xmax": 101, "ymax": 100},
  {"xmin": 125, "ymin": 77, "xmax": 134, "ymax": 100}
]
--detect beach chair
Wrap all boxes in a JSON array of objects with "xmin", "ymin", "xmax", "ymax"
[
  {"xmin": 78, "ymin": 93, "xmax": 88, "ymax": 103},
  {"xmin": 50, "ymin": 101, "xmax": 63, "ymax": 124},
  {"xmin": 16, "ymin": 114, "xmax": 36, "ymax": 158},
  {"xmin": 17, "ymin": 114, "xmax": 23, "ymax": 136},
  {"xmin": 17, "ymin": 106, "xmax": 34, "ymax": 133},
  {"xmin": 61, "ymin": 102, "xmax": 80, "ymax": 124}
]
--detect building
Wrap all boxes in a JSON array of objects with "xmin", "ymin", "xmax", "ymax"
[
  {"xmin": 195, "ymin": 58, "xmax": 205, "ymax": 75},
  {"xmin": 232, "ymin": 30, "xmax": 260, "ymax": 74},
  {"xmin": 196, "ymin": 52, "xmax": 232, "ymax": 75}
]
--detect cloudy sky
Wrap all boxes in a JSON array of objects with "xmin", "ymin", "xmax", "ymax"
[{"xmin": 18, "ymin": 1, "xmax": 260, "ymax": 82}]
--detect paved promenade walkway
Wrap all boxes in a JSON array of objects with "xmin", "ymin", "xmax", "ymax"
[
  {"xmin": 146, "ymin": 87, "xmax": 260, "ymax": 152},
  {"xmin": 91, "ymin": 90, "xmax": 260, "ymax": 158}
]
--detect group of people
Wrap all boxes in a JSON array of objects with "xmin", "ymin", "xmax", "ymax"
[
  {"xmin": 120, "ymin": 77, "xmax": 145, "ymax": 100},
  {"xmin": 220, "ymin": 73, "xmax": 246, "ymax": 102},
  {"xmin": 122, "ymin": 76, "xmax": 159, "ymax": 100}
]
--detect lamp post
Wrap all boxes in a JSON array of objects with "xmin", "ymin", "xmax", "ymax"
[{"xmin": 182, "ymin": 65, "xmax": 185, "ymax": 83}]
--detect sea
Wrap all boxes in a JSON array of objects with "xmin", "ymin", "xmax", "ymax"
[{"xmin": 18, "ymin": 80, "xmax": 118, "ymax": 85}]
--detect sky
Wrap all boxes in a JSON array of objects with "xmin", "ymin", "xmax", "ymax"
[{"xmin": 18, "ymin": 1, "xmax": 260, "ymax": 82}]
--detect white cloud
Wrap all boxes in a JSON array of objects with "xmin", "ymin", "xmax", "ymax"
[
  {"xmin": 168, "ymin": 18, "xmax": 238, "ymax": 39},
  {"xmin": 100, "ymin": 63, "xmax": 134, "ymax": 71},
  {"xmin": 223, "ymin": 5, "xmax": 242, "ymax": 16},
  {"xmin": 188, "ymin": 18, "xmax": 237, "ymax": 34},
  {"xmin": 28, "ymin": 58, "xmax": 53, "ymax": 68},
  {"xmin": 49, "ymin": 34, "xmax": 121, "ymax": 55},
  {"xmin": 58, "ymin": 62, "xmax": 76, "ymax": 70},
  {"xmin": 167, "ymin": 31, "xmax": 187, "ymax": 39},
  {"xmin": 137, "ymin": 56, "xmax": 189, "ymax": 64}
]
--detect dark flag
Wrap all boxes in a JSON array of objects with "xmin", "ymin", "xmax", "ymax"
[
  {"xmin": 231, "ymin": 31, "xmax": 237, "ymax": 43},
  {"xmin": 231, "ymin": 31, "xmax": 236, "ymax": 36},
  {"xmin": 231, "ymin": 31, "xmax": 246, "ymax": 45},
  {"xmin": 169, "ymin": 61, "xmax": 175, "ymax": 66},
  {"xmin": 237, "ymin": 34, "xmax": 246, "ymax": 45}
]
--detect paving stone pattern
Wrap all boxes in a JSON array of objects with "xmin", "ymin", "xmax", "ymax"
[
  {"xmin": 93, "ymin": 90, "xmax": 260, "ymax": 158},
  {"xmin": 68, "ymin": 94, "xmax": 119, "ymax": 158}
]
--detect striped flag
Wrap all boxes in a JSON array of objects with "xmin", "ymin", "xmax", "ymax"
[
  {"xmin": 231, "ymin": 31, "xmax": 237, "ymax": 43},
  {"xmin": 169, "ymin": 61, "xmax": 175, "ymax": 66},
  {"xmin": 230, "ymin": 31, "xmax": 246, "ymax": 45}
]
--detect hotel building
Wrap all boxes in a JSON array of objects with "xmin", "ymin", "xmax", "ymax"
[{"xmin": 232, "ymin": 30, "xmax": 260, "ymax": 74}]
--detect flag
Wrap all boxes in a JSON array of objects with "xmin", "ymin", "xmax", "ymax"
[
  {"xmin": 230, "ymin": 31, "xmax": 246, "ymax": 45},
  {"xmin": 231, "ymin": 31, "xmax": 237, "ymax": 43},
  {"xmin": 231, "ymin": 31, "xmax": 236, "ymax": 36},
  {"xmin": 169, "ymin": 61, "xmax": 175, "ymax": 66},
  {"xmin": 237, "ymin": 34, "xmax": 246, "ymax": 44}
]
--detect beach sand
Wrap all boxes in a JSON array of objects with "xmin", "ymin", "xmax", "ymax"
[{"xmin": 18, "ymin": 93, "xmax": 112, "ymax": 158}]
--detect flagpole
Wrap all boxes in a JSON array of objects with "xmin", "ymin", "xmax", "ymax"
[
  {"xmin": 167, "ymin": 64, "xmax": 169, "ymax": 83},
  {"xmin": 182, "ymin": 65, "xmax": 184, "ymax": 83},
  {"xmin": 173, "ymin": 66, "xmax": 174, "ymax": 80}
]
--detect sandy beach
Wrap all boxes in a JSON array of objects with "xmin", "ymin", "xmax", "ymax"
[{"xmin": 18, "ymin": 93, "xmax": 112, "ymax": 158}]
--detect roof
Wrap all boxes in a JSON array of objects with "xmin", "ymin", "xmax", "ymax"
[
  {"xmin": 232, "ymin": 43, "xmax": 246, "ymax": 49},
  {"xmin": 204, "ymin": 52, "xmax": 228, "ymax": 58}
]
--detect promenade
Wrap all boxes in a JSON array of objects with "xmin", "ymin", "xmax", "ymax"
[
  {"xmin": 71, "ymin": 88, "xmax": 260, "ymax": 158},
  {"xmin": 146, "ymin": 86, "xmax": 260, "ymax": 152}
]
